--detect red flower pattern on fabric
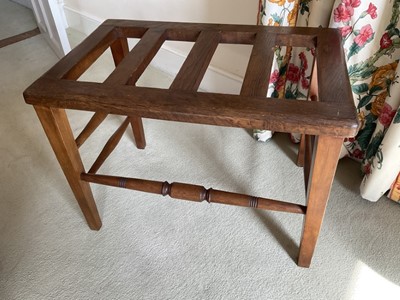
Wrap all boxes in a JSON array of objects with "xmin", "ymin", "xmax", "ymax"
[
  {"xmin": 379, "ymin": 103, "xmax": 396, "ymax": 127},
  {"xmin": 352, "ymin": 148, "xmax": 364, "ymax": 159},
  {"xmin": 354, "ymin": 24, "xmax": 373, "ymax": 46},
  {"xmin": 269, "ymin": 69, "xmax": 279, "ymax": 84},
  {"xmin": 380, "ymin": 32, "xmax": 393, "ymax": 49},
  {"xmin": 287, "ymin": 63, "xmax": 301, "ymax": 82},
  {"xmin": 366, "ymin": 3, "xmax": 377, "ymax": 19},
  {"xmin": 334, "ymin": 4, "xmax": 354, "ymax": 23},
  {"xmin": 270, "ymin": 69, "xmax": 285, "ymax": 91},
  {"xmin": 343, "ymin": 0, "xmax": 361, "ymax": 8},
  {"xmin": 340, "ymin": 25, "xmax": 353, "ymax": 37},
  {"xmin": 301, "ymin": 77, "xmax": 310, "ymax": 89},
  {"xmin": 345, "ymin": 137, "xmax": 356, "ymax": 143},
  {"xmin": 299, "ymin": 52, "xmax": 308, "ymax": 72},
  {"xmin": 364, "ymin": 163, "xmax": 372, "ymax": 175}
]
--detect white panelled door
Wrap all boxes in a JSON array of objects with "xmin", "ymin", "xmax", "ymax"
[{"xmin": 31, "ymin": 0, "xmax": 70, "ymax": 58}]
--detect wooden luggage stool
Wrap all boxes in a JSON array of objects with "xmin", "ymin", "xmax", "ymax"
[{"xmin": 23, "ymin": 20, "xmax": 359, "ymax": 267}]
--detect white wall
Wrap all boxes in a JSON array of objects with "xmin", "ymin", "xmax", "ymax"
[
  {"xmin": 64, "ymin": 0, "xmax": 259, "ymax": 83},
  {"xmin": 64, "ymin": 0, "xmax": 258, "ymax": 24}
]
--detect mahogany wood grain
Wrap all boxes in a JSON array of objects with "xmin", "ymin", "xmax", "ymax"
[
  {"xmin": 241, "ymin": 31, "xmax": 275, "ymax": 97},
  {"xmin": 73, "ymin": 35, "xmax": 129, "ymax": 150},
  {"xmin": 75, "ymin": 112, "xmax": 108, "ymax": 148},
  {"xmin": 107, "ymin": 19, "xmax": 319, "ymax": 44},
  {"xmin": 110, "ymin": 37, "xmax": 147, "ymax": 149},
  {"xmin": 110, "ymin": 37, "xmax": 129, "ymax": 66},
  {"xmin": 274, "ymin": 33, "xmax": 316, "ymax": 49},
  {"xmin": 81, "ymin": 173, "xmax": 307, "ymax": 214},
  {"xmin": 24, "ymin": 79, "xmax": 358, "ymax": 137},
  {"xmin": 105, "ymin": 28, "xmax": 165, "ymax": 86},
  {"xmin": 34, "ymin": 106, "xmax": 101, "ymax": 230},
  {"xmin": 170, "ymin": 30, "xmax": 220, "ymax": 91},
  {"xmin": 45, "ymin": 25, "xmax": 117, "ymax": 80},
  {"xmin": 298, "ymin": 135, "xmax": 343, "ymax": 267},
  {"xmin": 316, "ymin": 32, "xmax": 353, "ymax": 105}
]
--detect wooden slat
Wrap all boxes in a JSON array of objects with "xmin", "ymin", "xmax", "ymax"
[
  {"xmin": 104, "ymin": 28, "xmax": 166, "ymax": 85},
  {"xmin": 241, "ymin": 32, "xmax": 276, "ymax": 97},
  {"xmin": 74, "ymin": 38, "xmax": 130, "ymax": 149},
  {"xmin": 170, "ymin": 30, "xmax": 220, "ymax": 91},
  {"xmin": 220, "ymin": 31, "xmax": 256, "ymax": 44},
  {"xmin": 24, "ymin": 79, "xmax": 359, "ymax": 137},
  {"xmin": 81, "ymin": 173, "xmax": 307, "ymax": 214},
  {"xmin": 275, "ymin": 33, "xmax": 316, "ymax": 49},
  {"xmin": 316, "ymin": 31, "xmax": 354, "ymax": 105},
  {"xmin": 44, "ymin": 25, "xmax": 117, "ymax": 80},
  {"xmin": 106, "ymin": 19, "xmax": 322, "ymax": 43}
]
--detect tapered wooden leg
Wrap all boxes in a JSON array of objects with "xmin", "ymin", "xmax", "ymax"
[
  {"xmin": 34, "ymin": 106, "xmax": 102, "ymax": 230},
  {"xmin": 298, "ymin": 135, "xmax": 343, "ymax": 267},
  {"xmin": 129, "ymin": 116, "xmax": 146, "ymax": 149}
]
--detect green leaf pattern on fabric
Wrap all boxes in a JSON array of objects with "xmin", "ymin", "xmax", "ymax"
[{"xmin": 394, "ymin": 110, "xmax": 400, "ymax": 123}]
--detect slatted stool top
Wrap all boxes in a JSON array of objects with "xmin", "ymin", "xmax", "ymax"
[{"xmin": 24, "ymin": 19, "xmax": 358, "ymax": 137}]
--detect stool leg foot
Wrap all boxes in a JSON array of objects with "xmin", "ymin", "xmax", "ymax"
[
  {"xmin": 34, "ymin": 106, "xmax": 102, "ymax": 230},
  {"xmin": 130, "ymin": 116, "xmax": 146, "ymax": 149},
  {"xmin": 298, "ymin": 135, "xmax": 342, "ymax": 267}
]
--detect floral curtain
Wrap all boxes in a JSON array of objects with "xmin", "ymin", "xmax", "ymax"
[{"xmin": 257, "ymin": 0, "xmax": 400, "ymax": 203}]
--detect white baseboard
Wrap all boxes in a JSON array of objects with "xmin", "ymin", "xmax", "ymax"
[
  {"xmin": 63, "ymin": 6, "xmax": 103, "ymax": 36},
  {"xmin": 63, "ymin": 6, "xmax": 243, "ymax": 94}
]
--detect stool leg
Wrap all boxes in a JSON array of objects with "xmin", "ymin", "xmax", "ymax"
[
  {"xmin": 129, "ymin": 116, "xmax": 146, "ymax": 149},
  {"xmin": 298, "ymin": 135, "xmax": 342, "ymax": 267},
  {"xmin": 296, "ymin": 134, "xmax": 305, "ymax": 167},
  {"xmin": 110, "ymin": 37, "xmax": 146, "ymax": 149},
  {"xmin": 34, "ymin": 106, "xmax": 102, "ymax": 230},
  {"xmin": 302, "ymin": 135, "xmax": 314, "ymax": 191}
]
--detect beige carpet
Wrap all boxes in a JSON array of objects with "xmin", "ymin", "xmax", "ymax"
[
  {"xmin": 1, "ymin": 1, "xmax": 400, "ymax": 299},
  {"xmin": 0, "ymin": 0, "xmax": 36, "ymax": 40}
]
